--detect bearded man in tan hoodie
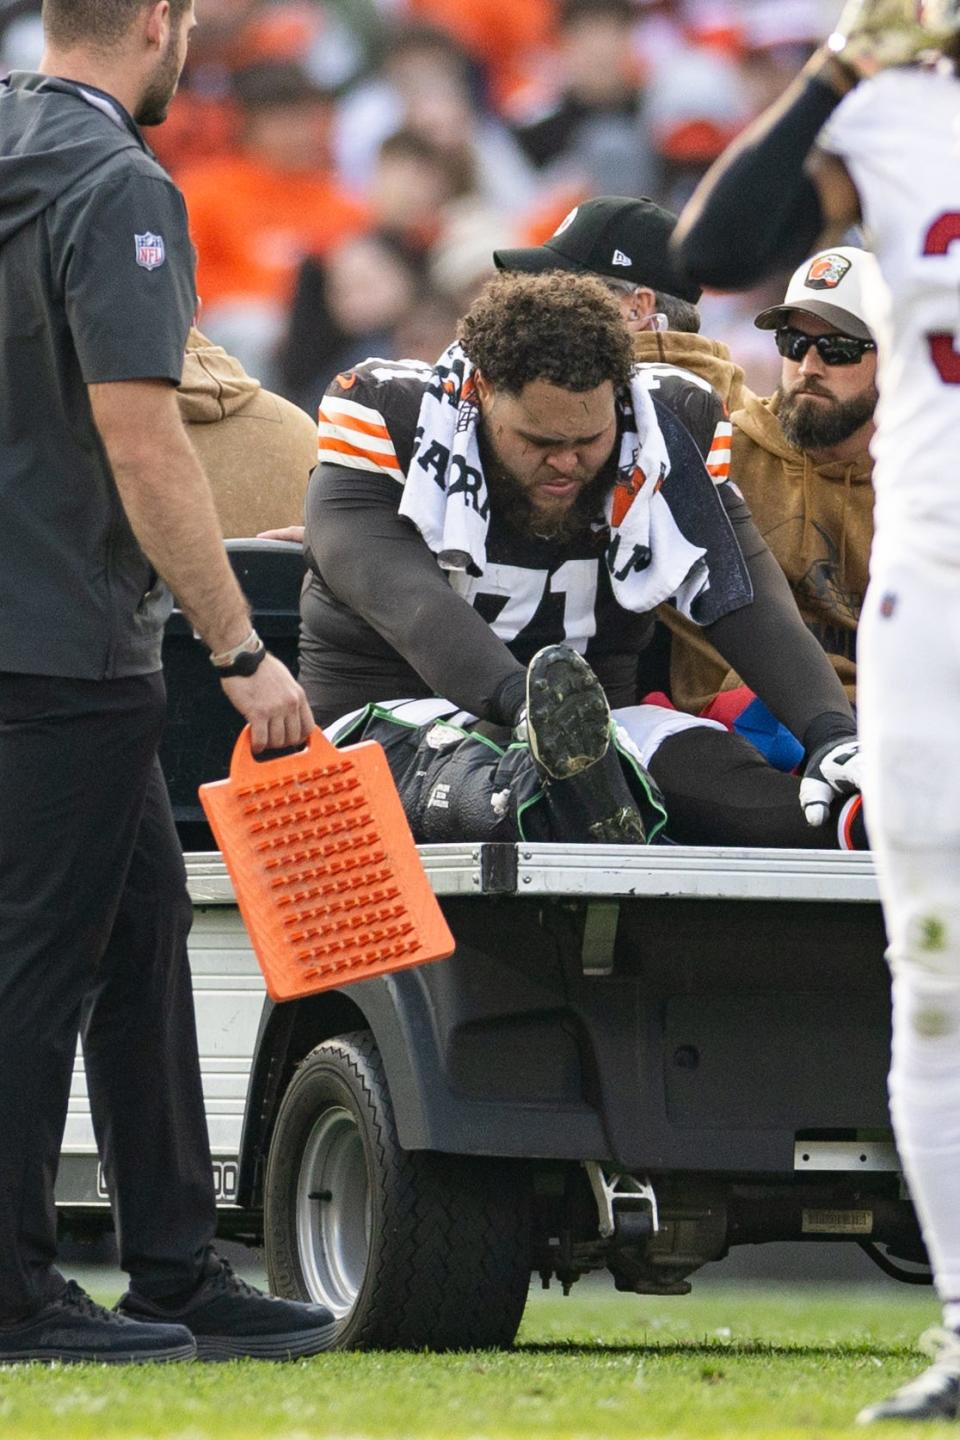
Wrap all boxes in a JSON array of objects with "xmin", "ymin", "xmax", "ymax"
[{"xmin": 666, "ymin": 247, "xmax": 878, "ymax": 716}]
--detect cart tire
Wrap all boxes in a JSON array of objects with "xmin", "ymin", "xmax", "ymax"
[{"xmin": 263, "ymin": 1030, "xmax": 532, "ymax": 1350}]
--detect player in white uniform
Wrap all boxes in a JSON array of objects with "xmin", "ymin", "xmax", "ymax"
[{"xmin": 674, "ymin": 0, "xmax": 960, "ymax": 1424}]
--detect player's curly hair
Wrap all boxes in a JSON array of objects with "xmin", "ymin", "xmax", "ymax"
[
  {"xmin": 459, "ymin": 272, "xmax": 634, "ymax": 395},
  {"xmin": 43, "ymin": 0, "xmax": 191, "ymax": 48}
]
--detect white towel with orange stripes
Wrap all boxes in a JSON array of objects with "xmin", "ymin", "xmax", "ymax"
[{"xmin": 394, "ymin": 343, "xmax": 713, "ymax": 618}]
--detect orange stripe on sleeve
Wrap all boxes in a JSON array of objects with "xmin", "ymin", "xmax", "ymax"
[
  {"xmin": 319, "ymin": 435, "xmax": 401, "ymax": 470},
  {"xmin": 318, "ymin": 406, "xmax": 391, "ymax": 441}
]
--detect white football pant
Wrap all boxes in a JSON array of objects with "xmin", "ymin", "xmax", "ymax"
[{"xmin": 858, "ymin": 550, "xmax": 960, "ymax": 1301}]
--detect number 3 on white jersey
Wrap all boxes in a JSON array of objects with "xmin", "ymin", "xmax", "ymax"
[{"xmin": 923, "ymin": 212, "xmax": 960, "ymax": 383}]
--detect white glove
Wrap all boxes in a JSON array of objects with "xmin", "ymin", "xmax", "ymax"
[
  {"xmin": 828, "ymin": 0, "xmax": 942, "ymax": 76},
  {"xmin": 799, "ymin": 736, "xmax": 864, "ymax": 827}
]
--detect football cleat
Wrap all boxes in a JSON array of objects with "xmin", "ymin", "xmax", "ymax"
[
  {"xmin": 856, "ymin": 1328, "xmax": 960, "ymax": 1424},
  {"xmin": 523, "ymin": 644, "xmax": 648, "ymax": 844},
  {"xmin": 524, "ymin": 644, "xmax": 612, "ymax": 782}
]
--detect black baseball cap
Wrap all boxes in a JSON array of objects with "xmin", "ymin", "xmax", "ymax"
[{"xmin": 493, "ymin": 196, "xmax": 702, "ymax": 304}]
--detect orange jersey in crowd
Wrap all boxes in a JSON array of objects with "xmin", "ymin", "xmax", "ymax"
[
  {"xmin": 407, "ymin": 0, "xmax": 555, "ymax": 107},
  {"xmin": 149, "ymin": 4, "xmax": 321, "ymax": 175},
  {"xmin": 180, "ymin": 154, "xmax": 370, "ymax": 309},
  {"xmin": 149, "ymin": 94, "xmax": 241, "ymax": 176}
]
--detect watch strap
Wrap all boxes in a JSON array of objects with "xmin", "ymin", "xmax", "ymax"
[{"xmin": 210, "ymin": 627, "xmax": 260, "ymax": 667}]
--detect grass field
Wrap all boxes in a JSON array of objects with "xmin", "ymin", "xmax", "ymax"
[{"xmin": 0, "ymin": 1282, "xmax": 951, "ymax": 1440}]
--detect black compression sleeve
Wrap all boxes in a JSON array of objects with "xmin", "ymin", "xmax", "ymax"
[
  {"xmin": 491, "ymin": 671, "xmax": 528, "ymax": 727},
  {"xmin": 307, "ymin": 466, "xmax": 525, "ymax": 723},
  {"xmin": 703, "ymin": 492, "xmax": 854, "ymax": 741},
  {"xmin": 802, "ymin": 709, "xmax": 858, "ymax": 753},
  {"xmin": 673, "ymin": 75, "xmax": 841, "ymax": 290}
]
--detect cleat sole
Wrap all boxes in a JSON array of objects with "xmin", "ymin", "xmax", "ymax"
[{"xmin": 526, "ymin": 646, "xmax": 611, "ymax": 781}]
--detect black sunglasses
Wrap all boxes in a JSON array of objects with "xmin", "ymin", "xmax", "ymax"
[{"xmin": 775, "ymin": 326, "xmax": 876, "ymax": 366}]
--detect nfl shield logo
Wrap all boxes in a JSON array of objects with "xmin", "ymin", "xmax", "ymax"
[{"xmin": 135, "ymin": 232, "xmax": 166, "ymax": 271}]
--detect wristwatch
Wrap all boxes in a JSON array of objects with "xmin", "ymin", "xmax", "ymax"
[{"xmin": 210, "ymin": 628, "xmax": 268, "ymax": 679}]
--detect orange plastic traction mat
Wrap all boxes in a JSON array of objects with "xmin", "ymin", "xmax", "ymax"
[{"xmin": 200, "ymin": 726, "xmax": 455, "ymax": 1002}]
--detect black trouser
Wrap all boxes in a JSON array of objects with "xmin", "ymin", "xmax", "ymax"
[
  {"xmin": 648, "ymin": 726, "xmax": 832, "ymax": 847},
  {"xmin": 0, "ymin": 672, "xmax": 216, "ymax": 1320}
]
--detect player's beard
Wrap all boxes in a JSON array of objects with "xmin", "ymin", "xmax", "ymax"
[
  {"xmin": 777, "ymin": 379, "xmax": 877, "ymax": 451},
  {"xmin": 136, "ymin": 27, "xmax": 184, "ymax": 126},
  {"xmin": 479, "ymin": 425, "xmax": 612, "ymax": 544},
  {"xmin": 483, "ymin": 454, "xmax": 611, "ymax": 543}
]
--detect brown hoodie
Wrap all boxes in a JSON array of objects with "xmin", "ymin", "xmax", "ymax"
[
  {"xmin": 178, "ymin": 328, "xmax": 317, "ymax": 538},
  {"xmin": 632, "ymin": 330, "xmax": 751, "ymax": 413},
  {"xmin": 663, "ymin": 390, "xmax": 874, "ymax": 714}
]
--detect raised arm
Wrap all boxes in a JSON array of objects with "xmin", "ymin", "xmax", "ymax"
[{"xmin": 671, "ymin": 48, "xmax": 861, "ymax": 291}]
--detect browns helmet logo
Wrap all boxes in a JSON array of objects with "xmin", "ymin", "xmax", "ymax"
[
  {"xmin": 611, "ymin": 466, "xmax": 645, "ymax": 528},
  {"xmin": 805, "ymin": 253, "xmax": 852, "ymax": 290}
]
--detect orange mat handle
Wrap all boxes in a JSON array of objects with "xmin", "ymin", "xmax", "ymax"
[{"xmin": 227, "ymin": 722, "xmax": 339, "ymax": 781}]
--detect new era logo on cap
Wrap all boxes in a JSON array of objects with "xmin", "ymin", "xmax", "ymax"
[{"xmin": 612, "ymin": 249, "xmax": 632, "ymax": 267}]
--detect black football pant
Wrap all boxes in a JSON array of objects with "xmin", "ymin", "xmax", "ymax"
[
  {"xmin": 0, "ymin": 672, "xmax": 216, "ymax": 1320},
  {"xmin": 648, "ymin": 725, "xmax": 836, "ymax": 847},
  {"xmin": 332, "ymin": 706, "xmax": 834, "ymax": 848}
]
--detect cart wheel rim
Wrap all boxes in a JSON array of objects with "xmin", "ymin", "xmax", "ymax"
[{"xmin": 295, "ymin": 1104, "xmax": 371, "ymax": 1316}]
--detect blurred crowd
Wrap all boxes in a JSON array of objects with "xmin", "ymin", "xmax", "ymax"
[{"xmin": 3, "ymin": 0, "xmax": 845, "ymax": 410}]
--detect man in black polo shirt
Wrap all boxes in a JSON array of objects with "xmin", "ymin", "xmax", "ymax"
[{"xmin": 0, "ymin": 0, "xmax": 333, "ymax": 1363}]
